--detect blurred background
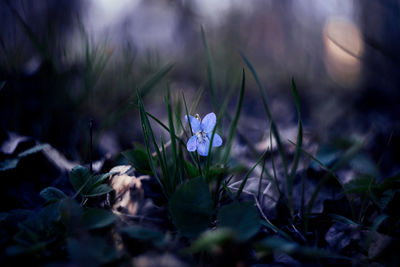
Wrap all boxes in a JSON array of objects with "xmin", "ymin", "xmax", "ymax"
[{"xmin": 0, "ymin": 0, "xmax": 399, "ymax": 171}]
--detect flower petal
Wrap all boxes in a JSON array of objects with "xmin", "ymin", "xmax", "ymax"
[
  {"xmin": 185, "ymin": 115, "xmax": 201, "ymax": 133},
  {"xmin": 197, "ymin": 139, "xmax": 210, "ymax": 156},
  {"xmin": 186, "ymin": 135, "xmax": 198, "ymax": 152},
  {"xmin": 207, "ymin": 133, "xmax": 222, "ymax": 147},
  {"xmin": 201, "ymin": 112, "xmax": 216, "ymax": 133}
]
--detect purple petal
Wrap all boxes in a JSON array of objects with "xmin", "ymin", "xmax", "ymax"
[
  {"xmin": 197, "ymin": 139, "xmax": 210, "ymax": 156},
  {"xmin": 201, "ymin": 112, "xmax": 216, "ymax": 133},
  {"xmin": 186, "ymin": 135, "xmax": 198, "ymax": 152},
  {"xmin": 185, "ymin": 115, "xmax": 201, "ymax": 133},
  {"xmin": 207, "ymin": 133, "xmax": 222, "ymax": 147}
]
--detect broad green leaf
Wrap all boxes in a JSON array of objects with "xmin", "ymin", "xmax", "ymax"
[
  {"xmin": 122, "ymin": 147, "xmax": 152, "ymax": 174},
  {"xmin": 343, "ymin": 175, "xmax": 376, "ymax": 194},
  {"xmin": 84, "ymin": 184, "xmax": 113, "ymax": 197},
  {"xmin": 90, "ymin": 172, "xmax": 115, "ymax": 188},
  {"xmin": 169, "ymin": 177, "xmax": 214, "ymax": 237},
  {"xmin": 69, "ymin": 165, "xmax": 92, "ymax": 193},
  {"xmin": 184, "ymin": 161, "xmax": 200, "ymax": 178},
  {"xmin": 59, "ymin": 198, "xmax": 84, "ymax": 231},
  {"xmin": 378, "ymin": 173, "xmax": 400, "ymax": 192},
  {"xmin": 67, "ymin": 236, "xmax": 118, "ymax": 265},
  {"xmin": 81, "ymin": 208, "xmax": 116, "ymax": 229},
  {"xmin": 218, "ymin": 201, "xmax": 260, "ymax": 241},
  {"xmin": 120, "ymin": 226, "xmax": 165, "ymax": 246},
  {"xmin": 189, "ymin": 228, "xmax": 236, "ymax": 253},
  {"xmin": 255, "ymin": 237, "xmax": 351, "ymax": 260},
  {"xmin": 40, "ymin": 187, "xmax": 67, "ymax": 201}
]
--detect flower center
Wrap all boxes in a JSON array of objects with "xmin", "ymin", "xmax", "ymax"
[{"xmin": 196, "ymin": 131, "xmax": 208, "ymax": 143}]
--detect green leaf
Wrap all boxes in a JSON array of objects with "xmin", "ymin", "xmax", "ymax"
[
  {"xmin": 255, "ymin": 237, "xmax": 351, "ymax": 260},
  {"xmin": 122, "ymin": 147, "xmax": 152, "ymax": 174},
  {"xmin": 90, "ymin": 172, "xmax": 115, "ymax": 188},
  {"xmin": 218, "ymin": 201, "xmax": 260, "ymax": 241},
  {"xmin": 343, "ymin": 175, "xmax": 376, "ymax": 194},
  {"xmin": 59, "ymin": 198, "xmax": 84, "ymax": 231},
  {"xmin": 169, "ymin": 177, "xmax": 214, "ymax": 237},
  {"xmin": 363, "ymin": 214, "xmax": 388, "ymax": 250},
  {"xmin": 310, "ymin": 145, "xmax": 338, "ymax": 169},
  {"xmin": 69, "ymin": 165, "xmax": 92, "ymax": 193},
  {"xmin": 189, "ymin": 228, "xmax": 236, "ymax": 253},
  {"xmin": 81, "ymin": 208, "xmax": 116, "ymax": 229},
  {"xmin": 120, "ymin": 226, "xmax": 165, "ymax": 246},
  {"xmin": 40, "ymin": 187, "xmax": 67, "ymax": 201},
  {"xmin": 222, "ymin": 69, "xmax": 246, "ymax": 164},
  {"xmin": 185, "ymin": 160, "xmax": 200, "ymax": 178},
  {"xmin": 377, "ymin": 173, "xmax": 400, "ymax": 192},
  {"xmin": 67, "ymin": 236, "xmax": 118, "ymax": 265},
  {"xmin": 84, "ymin": 184, "xmax": 113, "ymax": 197},
  {"xmin": 240, "ymin": 51, "xmax": 289, "ymax": 192},
  {"xmin": 260, "ymin": 220, "xmax": 293, "ymax": 241}
]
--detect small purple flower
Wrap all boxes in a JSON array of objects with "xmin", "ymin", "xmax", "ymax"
[{"xmin": 185, "ymin": 112, "xmax": 223, "ymax": 156}]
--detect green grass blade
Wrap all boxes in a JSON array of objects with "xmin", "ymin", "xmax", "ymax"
[
  {"xmin": 102, "ymin": 63, "xmax": 174, "ymax": 129},
  {"xmin": 235, "ymin": 149, "xmax": 268, "ymax": 200},
  {"xmin": 363, "ymin": 214, "xmax": 388, "ymax": 250},
  {"xmin": 239, "ymin": 51, "xmax": 290, "ymax": 209},
  {"xmin": 6, "ymin": 1, "xmax": 53, "ymax": 68},
  {"xmin": 260, "ymin": 220, "xmax": 293, "ymax": 241},
  {"xmin": 258, "ymin": 153, "xmax": 268, "ymax": 199},
  {"xmin": 189, "ymin": 88, "xmax": 205, "ymax": 114},
  {"xmin": 270, "ymin": 125, "xmax": 282, "ymax": 196},
  {"xmin": 222, "ymin": 69, "xmax": 246, "ymax": 164},
  {"xmin": 160, "ymin": 136, "xmax": 172, "ymax": 192},
  {"xmin": 137, "ymin": 90, "xmax": 168, "ymax": 197},
  {"xmin": 304, "ymin": 140, "xmax": 364, "ymax": 231},
  {"xmin": 201, "ymin": 26, "xmax": 218, "ymax": 110},
  {"xmin": 287, "ymin": 78, "xmax": 303, "ymax": 215},
  {"xmin": 166, "ymin": 86, "xmax": 178, "ymax": 178},
  {"xmin": 204, "ymin": 80, "xmax": 237, "ymax": 181},
  {"xmin": 324, "ymin": 213, "xmax": 360, "ymax": 226}
]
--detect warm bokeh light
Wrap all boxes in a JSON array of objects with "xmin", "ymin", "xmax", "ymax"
[{"xmin": 323, "ymin": 18, "xmax": 363, "ymax": 87}]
